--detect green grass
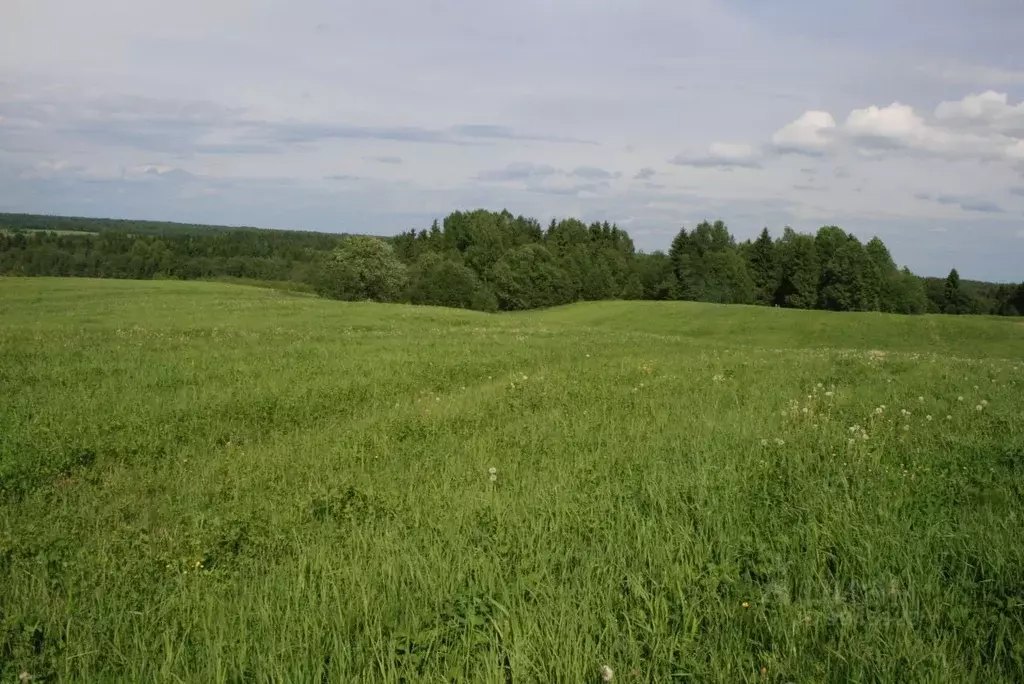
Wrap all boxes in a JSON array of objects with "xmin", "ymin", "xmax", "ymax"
[{"xmin": 1, "ymin": 277, "xmax": 1023, "ymax": 683}]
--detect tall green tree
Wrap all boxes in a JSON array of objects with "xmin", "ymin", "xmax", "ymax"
[
  {"xmin": 407, "ymin": 252, "xmax": 496, "ymax": 311},
  {"xmin": 943, "ymin": 268, "xmax": 974, "ymax": 314},
  {"xmin": 819, "ymin": 236, "xmax": 872, "ymax": 311},
  {"xmin": 489, "ymin": 244, "xmax": 574, "ymax": 311},
  {"xmin": 864, "ymin": 236, "xmax": 897, "ymax": 312},
  {"xmin": 888, "ymin": 267, "xmax": 929, "ymax": 315},
  {"xmin": 747, "ymin": 227, "xmax": 779, "ymax": 306},
  {"xmin": 775, "ymin": 228, "xmax": 819, "ymax": 309},
  {"xmin": 667, "ymin": 228, "xmax": 693, "ymax": 300}
]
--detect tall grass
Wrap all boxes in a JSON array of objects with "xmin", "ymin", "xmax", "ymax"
[{"xmin": 1, "ymin": 278, "xmax": 1022, "ymax": 682}]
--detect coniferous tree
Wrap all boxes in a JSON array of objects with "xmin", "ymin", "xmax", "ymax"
[
  {"xmin": 943, "ymin": 268, "xmax": 974, "ymax": 314},
  {"xmin": 747, "ymin": 227, "xmax": 779, "ymax": 306},
  {"xmin": 667, "ymin": 228, "xmax": 693, "ymax": 300}
]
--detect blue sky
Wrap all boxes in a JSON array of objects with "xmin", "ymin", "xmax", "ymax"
[{"xmin": 2, "ymin": 0, "xmax": 1023, "ymax": 281}]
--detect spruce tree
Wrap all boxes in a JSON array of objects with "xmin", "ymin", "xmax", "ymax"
[
  {"xmin": 747, "ymin": 227, "xmax": 778, "ymax": 306},
  {"xmin": 944, "ymin": 268, "xmax": 966, "ymax": 314}
]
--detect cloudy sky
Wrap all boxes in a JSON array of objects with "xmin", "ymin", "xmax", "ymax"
[{"xmin": 2, "ymin": 0, "xmax": 1024, "ymax": 281}]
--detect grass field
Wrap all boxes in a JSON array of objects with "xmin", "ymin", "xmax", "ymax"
[{"xmin": 2, "ymin": 278, "xmax": 1023, "ymax": 682}]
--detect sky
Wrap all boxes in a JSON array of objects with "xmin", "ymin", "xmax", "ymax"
[{"xmin": 2, "ymin": 0, "xmax": 1024, "ymax": 281}]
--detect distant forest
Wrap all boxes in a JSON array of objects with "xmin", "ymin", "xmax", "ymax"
[{"xmin": 1, "ymin": 211, "xmax": 1021, "ymax": 316}]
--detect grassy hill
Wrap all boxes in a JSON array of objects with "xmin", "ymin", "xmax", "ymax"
[{"xmin": 2, "ymin": 278, "xmax": 1023, "ymax": 682}]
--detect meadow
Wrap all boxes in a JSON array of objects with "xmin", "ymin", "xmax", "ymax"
[{"xmin": 1, "ymin": 277, "xmax": 1023, "ymax": 682}]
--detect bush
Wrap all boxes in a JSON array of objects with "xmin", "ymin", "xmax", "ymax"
[{"xmin": 312, "ymin": 236, "xmax": 408, "ymax": 302}]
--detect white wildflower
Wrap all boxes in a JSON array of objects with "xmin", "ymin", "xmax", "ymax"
[
  {"xmin": 903, "ymin": 425, "xmax": 910, "ymax": 431},
  {"xmin": 760, "ymin": 439, "xmax": 768, "ymax": 447},
  {"xmin": 976, "ymin": 404, "xmax": 983, "ymax": 411},
  {"xmin": 488, "ymin": 467, "xmax": 497, "ymax": 475},
  {"xmin": 600, "ymin": 665, "xmax": 614, "ymax": 682},
  {"xmin": 926, "ymin": 415, "xmax": 933, "ymax": 421},
  {"xmin": 774, "ymin": 438, "xmax": 785, "ymax": 446},
  {"xmin": 980, "ymin": 399, "xmax": 988, "ymax": 406},
  {"xmin": 957, "ymin": 396, "xmax": 964, "ymax": 401},
  {"xmin": 825, "ymin": 390, "xmax": 834, "ymax": 397}
]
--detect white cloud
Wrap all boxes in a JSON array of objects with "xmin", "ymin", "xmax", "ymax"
[
  {"xmin": 1005, "ymin": 140, "xmax": 1024, "ymax": 160},
  {"xmin": 844, "ymin": 103, "xmax": 929, "ymax": 143},
  {"xmin": 935, "ymin": 91, "xmax": 1024, "ymax": 135},
  {"xmin": 770, "ymin": 94, "xmax": 1024, "ymax": 163},
  {"xmin": 770, "ymin": 110, "xmax": 836, "ymax": 154}
]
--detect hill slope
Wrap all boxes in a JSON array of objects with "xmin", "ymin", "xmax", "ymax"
[{"xmin": 2, "ymin": 279, "xmax": 1023, "ymax": 682}]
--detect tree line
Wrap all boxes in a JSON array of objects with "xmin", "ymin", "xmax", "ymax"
[{"xmin": 2, "ymin": 210, "xmax": 1021, "ymax": 316}]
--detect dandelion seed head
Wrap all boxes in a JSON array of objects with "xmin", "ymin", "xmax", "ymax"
[
  {"xmin": 926, "ymin": 415, "xmax": 933, "ymax": 421},
  {"xmin": 976, "ymin": 404, "xmax": 983, "ymax": 411},
  {"xmin": 600, "ymin": 665, "xmax": 614, "ymax": 682},
  {"xmin": 489, "ymin": 473, "xmax": 498, "ymax": 482},
  {"xmin": 903, "ymin": 425, "xmax": 910, "ymax": 431},
  {"xmin": 488, "ymin": 467, "xmax": 497, "ymax": 475}
]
